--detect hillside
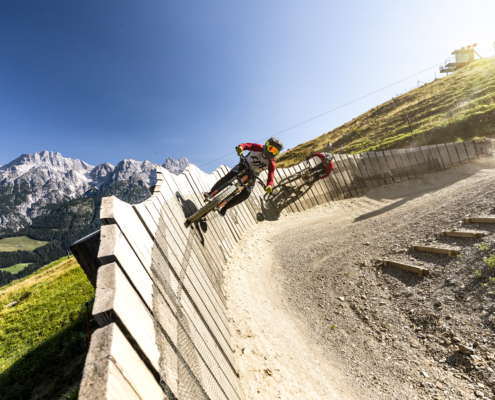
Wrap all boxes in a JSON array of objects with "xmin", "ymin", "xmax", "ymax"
[
  {"xmin": 0, "ymin": 152, "xmax": 190, "ymax": 287},
  {"xmin": 277, "ymin": 57, "xmax": 495, "ymax": 168},
  {"xmin": 0, "ymin": 151, "xmax": 190, "ymax": 232},
  {"xmin": 0, "ymin": 236, "xmax": 48, "ymax": 252},
  {"xmin": 0, "ymin": 257, "xmax": 95, "ymax": 399}
]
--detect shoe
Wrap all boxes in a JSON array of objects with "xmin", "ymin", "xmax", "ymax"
[
  {"xmin": 203, "ymin": 192, "xmax": 211, "ymax": 202},
  {"xmin": 219, "ymin": 208, "xmax": 227, "ymax": 218}
]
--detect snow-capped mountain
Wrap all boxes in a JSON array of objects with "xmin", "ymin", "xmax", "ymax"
[
  {"xmin": 0, "ymin": 151, "xmax": 190, "ymax": 231},
  {"xmin": 163, "ymin": 157, "xmax": 190, "ymax": 175}
]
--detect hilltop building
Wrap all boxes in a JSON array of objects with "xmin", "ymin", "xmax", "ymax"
[{"xmin": 440, "ymin": 45, "xmax": 482, "ymax": 73}]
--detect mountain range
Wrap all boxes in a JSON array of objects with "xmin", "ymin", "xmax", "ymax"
[
  {"xmin": 0, "ymin": 151, "xmax": 189, "ymax": 232},
  {"xmin": 0, "ymin": 151, "xmax": 189, "ymax": 284}
]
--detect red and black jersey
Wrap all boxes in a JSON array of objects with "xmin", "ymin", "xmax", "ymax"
[
  {"xmin": 239, "ymin": 143, "xmax": 276, "ymax": 187},
  {"xmin": 308, "ymin": 153, "xmax": 334, "ymax": 179}
]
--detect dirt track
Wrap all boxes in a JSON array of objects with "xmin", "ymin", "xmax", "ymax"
[{"xmin": 226, "ymin": 158, "xmax": 495, "ymax": 400}]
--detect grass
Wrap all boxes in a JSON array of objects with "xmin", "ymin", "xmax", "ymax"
[
  {"xmin": 0, "ymin": 257, "xmax": 96, "ymax": 399},
  {"xmin": 475, "ymin": 243, "xmax": 491, "ymax": 252},
  {"xmin": 483, "ymin": 254, "xmax": 495, "ymax": 269},
  {"xmin": 0, "ymin": 236, "xmax": 48, "ymax": 252},
  {"xmin": 2, "ymin": 263, "xmax": 30, "ymax": 274},
  {"xmin": 277, "ymin": 58, "xmax": 495, "ymax": 168}
]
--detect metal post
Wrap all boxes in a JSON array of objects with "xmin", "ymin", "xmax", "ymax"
[
  {"xmin": 81, "ymin": 298, "xmax": 94, "ymax": 350},
  {"xmin": 86, "ymin": 303, "xmax": 90, "ymax": 349},
  {"xmin": 406, "ymin": 114, "xmax": 413, "ymax": 138}
]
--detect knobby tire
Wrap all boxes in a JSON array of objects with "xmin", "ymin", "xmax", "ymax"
[{"xmin": 187, "ymin": 184, "xmax": 238, "ymax": 224}]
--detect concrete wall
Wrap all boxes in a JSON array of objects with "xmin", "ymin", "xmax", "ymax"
[{"xmin": 72, "ymin": 139, "xmax": 493, "ymax": 400}]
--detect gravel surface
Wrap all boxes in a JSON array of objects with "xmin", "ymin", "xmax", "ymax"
[{"xmin": 227, "ymin": 159, "xmax": 495, "ymax": 400}]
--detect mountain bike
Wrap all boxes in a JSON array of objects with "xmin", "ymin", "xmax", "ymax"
[
  {"xmin": 278, "ymin": 163, "xmax": 321, "ymax": 185},
  {"xmin": 187, "ymin": 155, "xmax": 266, "ymax": 224}
]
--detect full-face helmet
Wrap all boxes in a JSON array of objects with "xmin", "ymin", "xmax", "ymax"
[
  {"xmin": 323, "ymin": 153, "xmax": 334, "ymax": 166},
  {"xmin": 263, "ymin": 137, "xmax": 284, "ymax": 159}
]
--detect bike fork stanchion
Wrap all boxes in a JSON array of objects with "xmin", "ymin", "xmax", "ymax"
[{"xmin": 81, "ymin": 298, "xmax": 95, "ymax": 350}]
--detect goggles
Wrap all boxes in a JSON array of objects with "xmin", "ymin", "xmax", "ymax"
[{"xmin": 266, "ymin": 143, "xmax": 280, "ymax": 156}]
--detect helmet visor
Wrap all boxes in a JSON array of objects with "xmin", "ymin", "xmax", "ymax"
[{"xmin": 266, "ymin": 144, "xmax": 280, "ymax": 156}]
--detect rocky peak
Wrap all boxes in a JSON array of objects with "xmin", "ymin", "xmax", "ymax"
[
  {"xmin": 162, "ymin": 157, "xmax": 190, "ymax": 175},
  {"xmin": 94, "ymin": 159, "xmax": 158, "ymax": 192},
  {"xmin": 0, "ymin": 151, "xmax": 94, "ymax": 179},
  {"xmin": 0, "ymin": 152, "xmax": 192, "ymax": 231},
  {"xmin": 90, "ymin": 163, "xmax": 114, "ymax": 181}
]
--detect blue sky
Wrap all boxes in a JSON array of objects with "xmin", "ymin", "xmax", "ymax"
[{"xmin": 1, "ymin": 0, "xmax": 494, "ymax": 171}]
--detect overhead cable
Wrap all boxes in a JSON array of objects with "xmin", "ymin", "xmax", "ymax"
[{"xmin": 199, "ymin": 62, "xmax": 443, "ymax": 168}]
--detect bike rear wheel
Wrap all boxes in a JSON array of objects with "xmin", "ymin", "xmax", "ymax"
[
  {"xmin": 187, "ymin": 184, "xmax": 238, "ymax": 224},
  {"xmin": 302, "ymin": 172, "xmax": 318, "ymax": 183}
]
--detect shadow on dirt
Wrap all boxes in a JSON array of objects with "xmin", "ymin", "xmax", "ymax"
[
  {"xmin": 270, "ymin": 180, "xmax": 314, "ymax": 214},
  {"xmin": 354, "ymin": 160, "xmax": 493, "ymax": 222}
]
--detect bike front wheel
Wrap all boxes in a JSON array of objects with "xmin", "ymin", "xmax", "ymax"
[
  {"xmin": 187, "ymin": 184, "xmax": 238, "ymax": 224},
  {"xmin": 302, "ymin": 173, "xmax": 318, "ymax": 183}
]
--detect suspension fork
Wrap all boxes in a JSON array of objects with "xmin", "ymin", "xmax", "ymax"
[
  {"xmin": 207, "ymin": 167, "xmax": 249, "ymax": 199},
  {"xmin": 216, "ymin": 176, "xmax": 255, "ymax": 210}
]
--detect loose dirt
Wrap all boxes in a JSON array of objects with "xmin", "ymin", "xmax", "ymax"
[{"xmin": 226, "ymin": 158, "xmax": 495, "ymax": 400}]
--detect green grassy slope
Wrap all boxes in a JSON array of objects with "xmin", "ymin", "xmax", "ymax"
[
  {"xmin": 277, "ymin": 58, "xmax": 495, "ymax": 168},
  {"xmin": 0, "ymin": 257, "xmax": 96, "ymax": 400},
  {"xmin": 0, "ymin": 176, "xmax": 151, "ymax": 288},
  {"xmin": 0, "ymin": 236, "xmax": 48, "ymax": 252},
  {"xmin": 3, "ymin": 263, "xmax": 30, "ymax": 274}
]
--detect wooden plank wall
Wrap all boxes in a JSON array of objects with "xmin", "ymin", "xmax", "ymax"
[{"xmin": 73, "ymin": 139, "xmax": 493, "ymax": 400}]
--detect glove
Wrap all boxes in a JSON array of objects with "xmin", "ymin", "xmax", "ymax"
[
  {"xmin": 265, "ymin": 185, "xmax": 272, "ymax": 194},
  {"xmin": 235, "ymin": 146, "xmax": 243, "ymax": 156}
]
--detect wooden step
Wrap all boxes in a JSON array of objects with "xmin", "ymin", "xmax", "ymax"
[
  {"xmin": 464, "ymin": 216, "xmax": 495, "ymax": 224},
  {"xmin": 383, "ymin": 260, "xmax": 429, "ymax": 278},
  {"xmin": 411, "ymin": 245, "xmax": 460, "ymax": 256},
  {"xmin": 441, "ymin": 230, "xmax": 486, "ymax": 239}
]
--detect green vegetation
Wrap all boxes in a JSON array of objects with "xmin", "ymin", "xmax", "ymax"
[
  {"xmin": 475, "ymin": 243, "xmax": 491, "ymax": 251},
  {"xmin": 0, "ymin": 177, "xmax": 151, "ymax": 288},
  {"xmin": 277, "ymin": 58, "xmax": 495, "ymax": 167},
  {"xmin": 0, "ymin": 196, "xmax": 101, "ymax": 287},
  {"xmin": 61, "ymin": 387, "xmax": 79, "ymax": 400},
  {"xmin": 483, "ymin": 254, "xmax": 495, "ymax": 269},
  {"xmin": 0, "ymin": 257, "xmax": 96, "ymax": 399},
  {"xmin": 2, "ymin": 263, "xmax": 29, "ymax": 274},
  {"xmin": 0, "ymin": 236, "xmax": 48, "ymax": 252}
]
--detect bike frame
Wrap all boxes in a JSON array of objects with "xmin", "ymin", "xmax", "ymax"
[
  {"xmin": 279, "ymin": 162, "xmax": 316, "ymax": 185},
  {"xmin": 205, "ymin": 155, "xmax": 264, "ymax": 210}
]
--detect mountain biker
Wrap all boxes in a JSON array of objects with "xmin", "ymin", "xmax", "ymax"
[
  {"xmin": 305, "ymin": 152, "xmax": 334, "ymax": 180},
  {"xmin": 204, "ymin": 137, "xmax": 283, "ymax": 217}
]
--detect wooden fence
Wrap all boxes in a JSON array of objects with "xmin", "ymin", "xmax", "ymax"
[{"xmin": 71, "ymin": 139, "xmax": 493, "ymax": 399}]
